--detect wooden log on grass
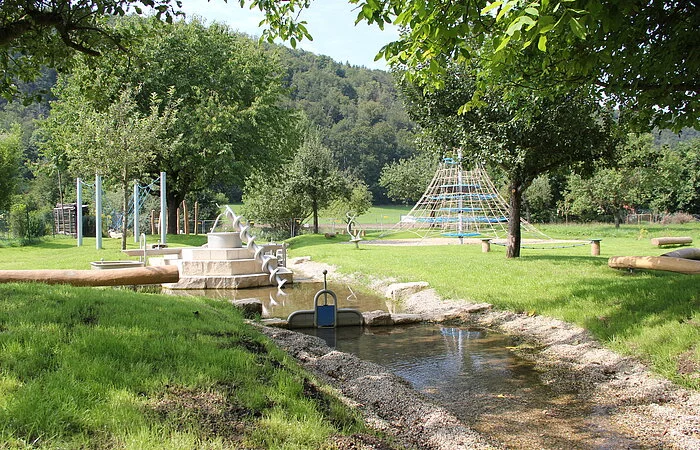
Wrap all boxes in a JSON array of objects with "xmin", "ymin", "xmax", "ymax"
[
  {"xmin": 608, "ymin": 255, "xmax": 700, "ymax": 275},
  {"xmin": 0, "ymin": 265, "xmax": 179, "ymax": 287},
  {"xmin": 650, "ymin": 236, "xmax": 693, "ymax": 247}
]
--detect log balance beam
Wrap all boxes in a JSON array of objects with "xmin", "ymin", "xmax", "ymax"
[
  {"xmin": 651, "ymin": 236, "xmax": 693, "ymax": 247},
  {"xmin": 608, "ymin": 254, "xmax": 700, "ymax": 275},
  {"xmin": 0, "ymin": 265, "xmax": 179, "ymax": 287}
]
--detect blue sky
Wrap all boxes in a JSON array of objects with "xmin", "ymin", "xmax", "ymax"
[{"xmin": 180, "ymin": 0, "xmax": 399, "ymax": 70}]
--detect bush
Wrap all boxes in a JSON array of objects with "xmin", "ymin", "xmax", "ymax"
[
  {"xmin": 9, "ymin": 203, "xmax": 50, "ymax": 242},
  {"xmin": 661, "ymin": 212, "xmax": 696, "ymax": 224}
]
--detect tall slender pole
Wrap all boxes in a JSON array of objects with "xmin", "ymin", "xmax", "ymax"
[
  {"xmin": 160, "ymin": 172, "xmax": 167, "ymax": 244},
  {"xmin": 183, "ymin": 201, "xmax": 189, "ymax": 235},
  {"xmin": 194, "ymin": 201, "xmax": 199, "ymax": 235},
  {"xmin": 133, "ymin": 181, "xmax": 139, "ymax": 243},
  {"xmin": 76, "ymin": 178, "xmax": 83, "ymax": 247},
  {"xmin": 95, "ymin": 174, "xmax": 103, "ymax": 250}
]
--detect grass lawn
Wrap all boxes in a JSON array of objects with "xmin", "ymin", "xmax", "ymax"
[
  {"xmin": 287, "ymin": 222, "xmax": 700, "ymax": 389},
  {"xmin": 0, "ymin": 283, "xmax": 375, "ymax": 448},
  {"xmin": 0, "ymin": 234, "xmax": 207, "ymax": 270}
]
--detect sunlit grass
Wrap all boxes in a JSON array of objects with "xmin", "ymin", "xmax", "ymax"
[
  {"xmin": 0, "ymin": 283, "xmax": 372, "ymax": 448},
  {"xmin": 0, "ymin": 234, "xmax": 206, "ymax": 270},
  {"xmin": 288, "ymin": 223, "xmax": 700, "ymax": 389}
]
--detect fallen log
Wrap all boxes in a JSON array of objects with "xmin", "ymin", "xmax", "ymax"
[
  {"xmin": 650, "ymin": 236, "xmax": 693, "ymax": 247},
  {"xmin": 0, "ymin": 265, "xmax": 179, "ymax": 287},
  {"xmin": 608, "ymin": 255, "xmax": 700, "ymax": 275}
]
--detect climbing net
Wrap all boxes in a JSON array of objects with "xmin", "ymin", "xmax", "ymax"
[{"xmin": 381, "ymin": 152, "xmax": 550, "ymax": 242}]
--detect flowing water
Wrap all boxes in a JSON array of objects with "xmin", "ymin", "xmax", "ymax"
[
  {"xmin": 165, "ymin": 282, "xmax": 402, "ymax": 319},
  {"xmin": 169, "ymin": 284, "xmax": 638, "ymax": 448}
]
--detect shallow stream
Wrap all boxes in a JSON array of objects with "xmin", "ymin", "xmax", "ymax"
[
  {"xmin": 166, "ymin": 282, "xmax": 402, "ymax": 319},
  {"xmin": 171, "ymin": 283, "xmax": 638, "ymax": 448}
]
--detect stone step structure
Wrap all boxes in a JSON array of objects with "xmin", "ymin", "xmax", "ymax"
[{"xmin": 146, "ymin": 232, "xmax": 293, "ymax": 289}]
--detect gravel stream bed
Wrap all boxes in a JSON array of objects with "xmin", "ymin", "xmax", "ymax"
[{"xmin": 259, "ymin": 257, "xmax": 700, "ymax": 449}]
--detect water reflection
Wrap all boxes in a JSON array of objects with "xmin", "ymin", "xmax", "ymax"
[
  {"xmin": 164, "ymin": 282, "xmax": 400, "ymax": 319},
  {"xmin": 326, "ymin": 324, "xmax": 638, "ymax": 450}
]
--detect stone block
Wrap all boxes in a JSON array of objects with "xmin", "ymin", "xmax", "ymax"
[
  {"xmin": 460, "ymin": 303, "xmax": 493, "ymax": 314},
  {"xmin": 260, "ymin": 318, "xmax": 288, "ymax": 328},
  {"xmin": 162, "ymin": 276, "xmax": 207, "ymax": 289},
  {"xmin": 231, "ymin": 298, "xmax": 263, "ymax": 318},
  {"xmin": 363, "ymin": 310, "xmax": 393, "ymax": 327},
  {"xmin": 180, "ymin": 259, "xmax": 261, "ymax": 276},
  {"xmin": 385, "ymin": 282, "xmax": 429, "ymax": 300},
  {"xmin": 181, "ymin": 247, "xmax": 252, "ymax": 261},
  {"xmin": 390, "ymin": 313, "xmax": 423, "ymax": 325}
]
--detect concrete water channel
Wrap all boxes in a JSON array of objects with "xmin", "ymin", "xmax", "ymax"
[{"xmin": 172, "ymin": 282, "xmax": 639, "ymax": 449}]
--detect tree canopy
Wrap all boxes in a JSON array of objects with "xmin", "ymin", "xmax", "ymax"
[
  {"xmin": 0, "ymin": 125, "xmax": 23, "ymax": 211},
  {"xmin": 0, "ymin": 0, "xmax": 184, "ymax": 100},
  {"xmin": 42, "ymin": 84, "xmax": 179, "ymax": 248},
  {"xmin": 401, "ymin": 63, "xmax": 617, "ymax": 257},
  {"xmin": 51, "ymin": 17, "xmax": 301, "ymax": 233},
  {"xmin": 250, "ymin": 0, "xmax": 699, "ymax": 132}
]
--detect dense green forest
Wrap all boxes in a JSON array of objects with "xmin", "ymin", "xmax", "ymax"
[
  {"xmin": 0, "ymin": 18, "xmax": 698, "ymax": 243},
  {"xmin": 276, "ymin": 47, "xmax": 418, "ymax": 200}
]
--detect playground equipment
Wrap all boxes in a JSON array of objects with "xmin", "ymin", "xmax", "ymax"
[
  {"xmin": 651, "ymin": 236, "xmax": 693, "ymax": 247},
  {"xmin": 286, "ymin": 270, "xmax": 364, "ymax": 328},
  {"xmin": 608, "ymin": 248, "xmax": 700, "ymax": 275},
  {"xmin": 346, "ymin": 212, "xmax": 362, "ymax": 248},
  {"xmin": 76, "ymin": 172, "xmax": 167, "ymax": 249},
  {"xmin": 144, "ymin": 206, "xmax": 293, "ymax": 290},
  {"xmin": 380, "ymin": 150, "xmax": 548, "ymax": 243}
]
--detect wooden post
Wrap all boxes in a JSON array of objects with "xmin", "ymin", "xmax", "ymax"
[
  {"xmin": 176, "ymin": 207, "xmax": 181, "ymax": 234},
  {"xmin": 194, "ymin": 201, "xmax": 199, "ymax": 235},
  {"xmin": 481, "ymin": 238, "xmax": 491, "ymax": 253},
  {"xmin": 591, "ymin": 239, "xmax": 601, "ymax": 256},
  {"xmin": 183, "ymin": 201, "xmax": 189, "ymax": 235},
  {"xmin": 150, "ymin": 210, "xmax": 156, "ymax": 235}
]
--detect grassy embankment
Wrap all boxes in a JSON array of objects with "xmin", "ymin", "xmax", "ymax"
[
  {"xmin": 0, "ymin": 236, "xmax": 385, "ymax": 448},
  {"xmin": 286, "ymin": 221, "xmax": 700, "ymax": 389}
]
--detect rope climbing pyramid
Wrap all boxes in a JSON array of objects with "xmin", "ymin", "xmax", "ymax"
[{"xmin": 382, "ymin": 152, "xmax": 547, "ymax": 242}]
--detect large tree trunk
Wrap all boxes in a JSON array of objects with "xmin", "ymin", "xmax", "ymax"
[
  {"xmin": 507, "ymin": 178, "xmax": 523, "ymax": 258},
  {"xmin": 166, "ymin": 191, "xmax": 183, "ymax": 235}
]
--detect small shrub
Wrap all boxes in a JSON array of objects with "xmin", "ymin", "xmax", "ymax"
[
  {"xmin": 661, "ymin": 212, "xmax": 696, "ymax": 224},
  {"xmin": 637, "ymin": 228, "xmax": 649, "ymax": 240}
]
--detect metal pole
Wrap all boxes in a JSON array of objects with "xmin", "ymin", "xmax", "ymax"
[
  {"xmin": 133, "ymin": 181, "xmax": 140, "ymax": 243},
  {"xmin": 76, "ymin": 178, "xmax": 83, "ymax": 247},
  {"xmin": 160, "ymin": 172, "xmax": 167, "ymax": 244},
  {"xmin": 95, "ymin": 174, "xmax": 102, "ymax": 250}
]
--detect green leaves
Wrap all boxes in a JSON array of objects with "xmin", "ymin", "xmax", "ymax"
[{"xmin": 537, "ymin": 34, "xmax": 547, "ymax": 51}]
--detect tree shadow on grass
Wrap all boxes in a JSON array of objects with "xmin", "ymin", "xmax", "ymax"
[
  {"xmin": 35, "ymin": 241, "xmax": 76, "ymax": 249},
  {"xmin": 567, "ymin": 269, "xmax": 699, "ymax": 345}
]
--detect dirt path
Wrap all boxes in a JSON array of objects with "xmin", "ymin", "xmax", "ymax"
[{"xmin": 275, "ymin": 257, "xmax": 700, "ymax": 449}]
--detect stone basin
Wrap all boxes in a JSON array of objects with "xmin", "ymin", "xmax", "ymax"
[
  {"xmin": 90, "ymin": 260, "xmax": 145, "ymax": 270},
  {"xmin": 207, "ymin": 232, "xmax": 242, "ymax": 249}
]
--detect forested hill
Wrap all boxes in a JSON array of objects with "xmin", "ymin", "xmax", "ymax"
[{"xmin": 275, "ymin": 47, "xmax": 418, "ymax": 201}]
